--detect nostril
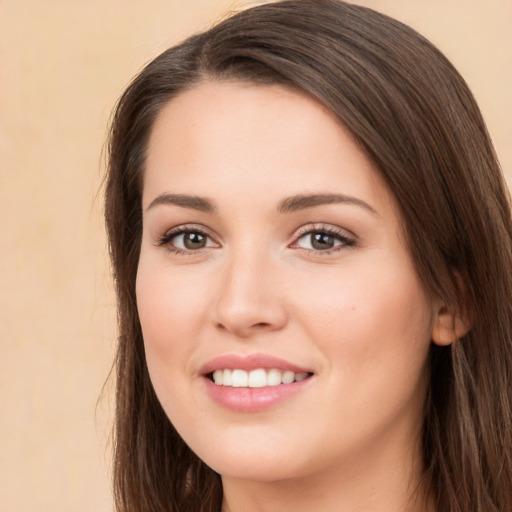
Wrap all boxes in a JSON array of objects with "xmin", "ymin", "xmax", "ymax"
[
  {"xmin": 253, "ymin": 322, "xmax": 271, "ymax": 328},
  {"xmin": 214, "ymin": 321, "xmax": 271, "ymax": 333}
]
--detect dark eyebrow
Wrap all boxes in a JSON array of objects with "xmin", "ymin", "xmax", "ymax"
[
  {"xmin": 278, "ymin": 193, "xmax": 378, "ymax": 215},
  {"xmin": 146, "ymin": 193, "xmax": 216, "ymax": 213}
]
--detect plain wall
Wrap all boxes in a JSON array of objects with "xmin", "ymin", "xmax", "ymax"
[{"xmin": 1, "ymin": 1, "xmax": 510, "ymax": 511}]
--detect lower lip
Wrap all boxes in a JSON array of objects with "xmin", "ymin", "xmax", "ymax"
[{"xmin": 203, "ymin": 376, "xmax": 312, "ymax": 412}]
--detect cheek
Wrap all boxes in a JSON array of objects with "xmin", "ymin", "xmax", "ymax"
[
  {"xmin": 135, "ymin": 262, "xmax": 208, "ymax": 435},
  {"xmin": 288, "ymin": 262, "xmax": 433, "ymax": 453},
  {"xmin": 135, "ymin": 256, "xmax": 210, "ymax": 403},
  {"xmin": 291, "ymin": 255, "xmax": 433, "ymax": 380},
  {"xmin": 136, "ymin": 258, "xmax": 207, "ymax": 345}
]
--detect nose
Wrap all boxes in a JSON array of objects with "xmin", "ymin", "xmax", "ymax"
[{"xmin": 212, "ymin": 251, "xmax": 288, "ymax": 338}]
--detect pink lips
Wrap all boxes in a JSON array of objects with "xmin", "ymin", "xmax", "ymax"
[
  {"xmin": 200, "ymin": 353, "xmax": 311, "ymax": 375},
  {"xmin": 200, "ymin": 353, "xmax": 313, "ymax": 413}
]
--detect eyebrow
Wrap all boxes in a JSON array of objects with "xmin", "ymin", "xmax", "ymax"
[
  {"xmin": 146, "ymin": 193, "xmax": 216, "ymax": 213},
  {"xmin": 145, "ymin": 192, "xmax": 378, "ymax": 216},
  {"xmin": 278, "ymin": 194, "xmax": 378, "ymax": 215}
]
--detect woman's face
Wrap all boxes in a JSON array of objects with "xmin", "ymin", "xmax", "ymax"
[{"xmin": 137, "ymin": 81, "xmax": 437, "ymax": 482}]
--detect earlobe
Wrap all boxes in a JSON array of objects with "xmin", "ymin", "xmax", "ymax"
[{"xmin": 431, "ymin": 304, "xmax": 472, "ymax": 346}]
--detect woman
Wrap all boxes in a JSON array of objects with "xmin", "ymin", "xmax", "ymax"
[{"xmin": 104, "ymin": 1, "xmax": 512, "ymax": 511}]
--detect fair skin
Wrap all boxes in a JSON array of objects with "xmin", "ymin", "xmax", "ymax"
[{"xmin": 136, "ymin": 80, "xmax": 456, "ymax": 512}]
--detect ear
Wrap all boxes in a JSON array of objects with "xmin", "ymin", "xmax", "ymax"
[
  {"xmin": 431, "ymin": 303, "xmax": 472, "ymax": 346},
  {"xmin": 431, "ymin": 270, "xmax": 473, "ymax": 346}
]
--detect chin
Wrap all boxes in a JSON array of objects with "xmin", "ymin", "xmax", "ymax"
[
  {"xmin": 207, "ymin": 455, "xmax": 303, "ymax": 482},
  {"xmin": 184, "ymin": 427, "xmax": 311, "ymax": 482}
]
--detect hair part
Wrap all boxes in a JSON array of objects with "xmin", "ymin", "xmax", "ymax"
[{"xmin": 105, "ymin": 1, "xmax": 512, "ymax": 510}]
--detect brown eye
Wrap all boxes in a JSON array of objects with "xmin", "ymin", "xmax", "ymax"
[
  {"xmin": 310, "ymin": 232, "xmax": 336, "ymax": 250},
  {"xmin": 294, "ymin": 229, "xmax": 354, "ymax": 252},
  {"xmin": 163, "ymin": 230, "xmax": 217, "ymax": 252},
  {"xmin": 182, "ymin": 232, "xmax": 207, "ymax": 249}
]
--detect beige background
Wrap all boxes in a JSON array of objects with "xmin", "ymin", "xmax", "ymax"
[{"xmin": 1, "ymin": 1, "xmax": 510, "ymax": 511}]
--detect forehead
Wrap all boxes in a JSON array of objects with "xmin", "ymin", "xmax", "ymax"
[
  {"xmin": 143, "ymin": 80, "xmax": 396, "ymax": 219},
  {"xmin": 146, "ymin": 80, "xmax": 345, "ymax": 166}
]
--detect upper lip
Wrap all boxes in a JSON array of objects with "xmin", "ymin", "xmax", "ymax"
[{"xmin": 199, "ymin": 353, "xmax": 312, "ymax": 376}]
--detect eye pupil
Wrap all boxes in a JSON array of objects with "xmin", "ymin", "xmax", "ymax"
[
  {"xmin": 311, "ymin": 232, "xmax": 334, "ymax": 250},
  {"xmin": 184, "ymin": 232, "xmax": 206, "ymax": 249}
]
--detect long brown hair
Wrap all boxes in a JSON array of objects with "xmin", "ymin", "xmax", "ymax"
[{"xmin": 104, "ymin": 1, "xmax": 512, "ymax": 510}]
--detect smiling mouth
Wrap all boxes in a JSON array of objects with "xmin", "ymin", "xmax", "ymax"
[{"xmin": 209, "ymin": 368, "xmax": 313, "ymax": 388}]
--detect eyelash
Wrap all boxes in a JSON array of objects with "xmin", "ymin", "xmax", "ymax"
[
  {"xmin": 155, "ymin": 223, "xmax": 356, "ymax": 256},
  {"xmin": 155, "ymin": 225, "xmax": 215, "ymax": 256},
  {"xmin": 292, "ymin": 224, "xmax": 356, "ymax": 255}
]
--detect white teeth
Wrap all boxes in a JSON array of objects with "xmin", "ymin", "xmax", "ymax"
[
  {"xmin": 281, "ymin": 371, "xmax": 295, "ymax": 384},
  {"xmin": 231, "ymin": 369, "xmax": 248, "ymax": 387},
  {"xmin": 223, "ymin": 369, "xmax": 232, "ymax": 386},
  {"xmin": 248, "ymin": 369, "xmax": 267, "ymax": 388},
  {"xmin": 213, "ymin": 370, "xmax": 223, "ymax": 385},
  {"xmin": 210, "ymin": 368, "xmax": 310, "ymax": 387},
  {"xmin": 267, "ymin": 368, "xmax": 282, "ymax": 386}
]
